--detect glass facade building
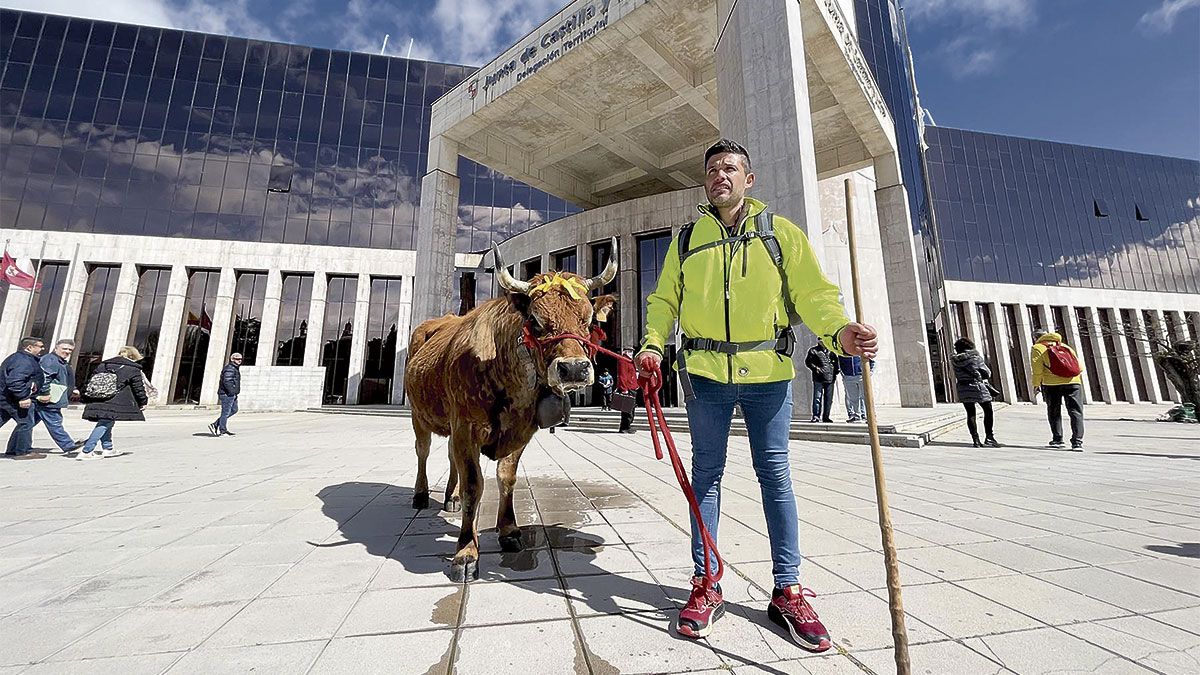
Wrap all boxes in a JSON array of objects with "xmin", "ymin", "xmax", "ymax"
[
  {"xmin": 925, "ymin": 126, "xmax": 1200, "ymax": 295},
  {"xmin": 0, "ymin": 9, "xmax": 574, "ymax": 251}
]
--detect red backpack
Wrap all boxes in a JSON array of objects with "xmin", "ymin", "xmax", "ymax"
[{"xmin": 1044, "ymin": 342, "xmax": 1082, "ymax": 378}]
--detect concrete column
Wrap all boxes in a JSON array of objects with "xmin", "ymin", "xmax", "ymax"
[
  {"xmin": 343, "ymin": 273, "xmax": 372, "ymax": 405},
  {"xmin": 303, "ymin": 273, "xmax": 327, "ymax": 368},
  {"xmin": 987, "ymin": 303, "xmax": 1019, "ymax": 405},
  {"xmin": 1125, "ymin": 309, "xmax": 1163, "ymax": 404},
  {"xmin": 1101, "ymin": 307, "xmax": 1136, "ymax": 404},
  {"xmin": 1148, "ymin": 309, "xmax": 1180, "ymax": 402},
  {"xmin": 0, "ymin": 284, "xmax": 34, "ymax": 349},
  {"xmin": 1013, "ymin": 304, "xmax": 1036, "ymax": 401},
  {"xmin": 52, "ymin": 256, "xmax": 90, "ymax": 345},
  {"xmin": 874, "ymin": 180, "xmax": 935, "ymax": 407},
  {"xmin": 391, "ymin": 275, "xmax": 414, "ymax": 405},
  {"xmin": 1164, "ymin": 310, "xmax": 1188, "ymax": 343},
  {"xmin": 1080, "ymin": 306, "xmax": 1116, "ymax": 404},
  {"xmin": 412, "ymin": 136, "xmax": 460, "ymax": 327},
  {"xmin": 198, "ymin": 268, "xmax": 237, "ymax": 405},
  {"xmin": 619, "ymin": 233, "xmax": 640, "ymax": 351},
  {"xmin": 254, "ymin": 269, "xmax": 284, "ymax": 366},
  {"xmin": 961, "ymin": 301, "xmax": 981, "ymax": 344},
  {"xmin": 1053, "ymin": 303, "xmax": 1093, "ymax": 403},
  {"xmin": 151, "ymin": 266, "xmax": 190, "ymax": 398},
  {"xmin": 101, "ymin": 263, "xmax": 140, "ymax": 358}
]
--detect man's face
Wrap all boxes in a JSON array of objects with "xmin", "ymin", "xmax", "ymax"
[
  {"xmin": 231, "ymin": 355, "xmax": 243, "ymax": 365},
  {"xmin": 54, "ymin": 344, "xmax": 73, "ymax": 359},
  {"xmin": 704, "ymin": 152, "xmax": 755, "ymax": 209},
  {"xmin": 24, "ymin": 341, "xmax": 44, "ymax": 356}
]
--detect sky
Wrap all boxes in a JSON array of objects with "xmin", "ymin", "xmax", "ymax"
[{"xmin": 2, "ymin": 0, "xmax": 1198, "ymax": 160}]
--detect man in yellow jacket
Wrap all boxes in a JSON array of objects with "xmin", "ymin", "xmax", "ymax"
[
  {"xmin": 1031, "ymin": 329, "xmax": 1085, "ymax": 450},
  {"xmin": 636, "ymin": 139, "xmax": 877, "ymax": 652}
]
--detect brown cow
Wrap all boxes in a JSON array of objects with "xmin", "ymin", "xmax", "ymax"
[{"xmin": 405, "ymin": 240, "xmax": 618, "ymax": 582}]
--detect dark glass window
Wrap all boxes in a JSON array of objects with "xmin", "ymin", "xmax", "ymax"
[
  {"xmin": 589, "ymin": 240, "xmax": 617, "ymax": 296},
  {"xmin": 321, "ymin": 275, "xmax": 357, "ymax": 403},
  {"xmin": 275, "ymin": 273, "xmax": 312, "ymax": 366},
  {"xmin": 230, "ymin": 271, "xmax": 267, "ymax": 365},
  {"xmin": 172, "ymin": 269, "xmax": 220, "ymax": 404},
  {"xmin": 552, "ymin": 248, "xmax": 577, "ymax": 274},
  {"xmin": 637, "ymin": 232, "xmax": 672, "ymax": 336},
  {"xmin": 72, "ymin": 264, "xmax": 121, "ymax": 388},
  {"xmin": 360, "ymin": 277, "xmax": 402, "ymax": 404},
  {"xmin": 520, "ymin": 258, "xmax": 542, "ymax": 280},
  {"xmin": 267, "ymin": 164, "xmax": 293, "ymax": 192},
  {"xmin": 127, "ymin": 266, "xmax": 170, "ymax": 378},
  {"xmin": 23, "ymin": 261, "xmax": 69, "ymax": 341}
]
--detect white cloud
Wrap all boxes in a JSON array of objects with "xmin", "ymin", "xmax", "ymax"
[
  {"xmin": 0, "ymin": 0, "xmax": 292, "ymax": 42},
  {"xmin": 941, "ymin": 36, "xmax": 999, "ymax": 78},
  {"xmin": 903, "ymin": 0, "xmax": 1036, "ymax": 29},
  {"xmin": 427, "ymin": 0, "xmax": 567, "ymax": 65},
  {"xmin": 1138, "ymin": 0, "xmax": 1200, "ymax": 34}
]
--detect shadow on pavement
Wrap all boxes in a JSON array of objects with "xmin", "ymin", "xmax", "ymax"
[
  {"xmin": 314, "ymin": 481, "xmax": 795, "ymax": 673},
  {"xmin": 1144, "ymin": 542, "xmax": 1199, "ymax": 559},
  {"xmin": 1097, "ymin": 451, "xmax": 1199, "ymax": 461}
]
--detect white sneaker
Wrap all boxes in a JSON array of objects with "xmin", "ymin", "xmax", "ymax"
[
  {"xmin": 76, "ymin": 450, "xmax": 101, "ymax": 461},
  {"xmin": 96, "ymin": 448, "xmax": 127, "ymax": 458}
]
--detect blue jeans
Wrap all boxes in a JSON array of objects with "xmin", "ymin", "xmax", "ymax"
[
  {"xmin": 35, "ymin": 406, "xmax": 76, "ymax": 450},
  {"xmin": 216, "ymin": 394, "xmax": 238, "ymax": 433},
  {"xmin": 843, "ymin": 375, "xmax": 865, "ymax": 421},
  {"xmin": 82, "ymin": 420, "xmax": 115, "ymax": 453},
  {"xmin": 3, "ymin": 407, "xmax": 36, "ymax": 455},
  {"xmin": 810, "ymin": 381, "xmax": 835, "ymax": 421},
  {"xmin": 686, "ymin": 375, "xmax": 800, "ymax": 587}
]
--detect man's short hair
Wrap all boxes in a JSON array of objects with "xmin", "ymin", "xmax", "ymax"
[
  {"xmin": 54, "ymin": 339, "xmax": 75, "ymax": 348},
  {"xmin": 19, "ymin": 336, "xmax": 43, "ymax": 350},
  {"xmin": 230, "ymin": 352, "xmax": 243, "ymax": 359},
  {"xmin": 704, "ymin": 139, "xmax": 752, "ymax": 172}
]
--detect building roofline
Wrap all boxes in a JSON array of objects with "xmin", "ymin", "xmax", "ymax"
[{"xmin": 928, "ymin": 124, "xmax": 1200, "ymax": 165}]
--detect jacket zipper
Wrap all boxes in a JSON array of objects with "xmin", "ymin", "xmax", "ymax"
[{"xmin": 723, "ymin": 240, "xmax": 732, "ymax": 382}]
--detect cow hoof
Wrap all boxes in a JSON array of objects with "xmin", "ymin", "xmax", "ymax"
[
  {"xmin": 499, "ymin": 533, "xmax": 524, "ymax": 553},
  {"xmin": 412, "ymin": 492, "xmax": 430, "ymax": 510},
  {"xmin": 443, "ymin": 497, "xmax": 462, "ymax": 513},
  {"xmin": 450, "ymin": 559, "xmax": 479, "ymax": 583}
]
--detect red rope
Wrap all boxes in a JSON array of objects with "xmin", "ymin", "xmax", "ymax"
[{"xmin": 527, "ymin": 327, "xmax": 723, "ymax": 588}]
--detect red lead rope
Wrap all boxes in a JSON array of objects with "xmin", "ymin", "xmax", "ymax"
[{"xmin": 525, "ymin": 326, "xmax": 724, "ymax": 589}]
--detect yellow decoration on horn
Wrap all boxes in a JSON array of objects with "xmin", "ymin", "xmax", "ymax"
[{"xmin": 531, "ymin": 272, "xmax": 587, "ymax": 300}]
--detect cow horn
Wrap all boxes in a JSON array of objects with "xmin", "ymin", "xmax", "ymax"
[
  {"xmin": 584, "ymin": 237, "xmax": 619, "ymax": 291},
  {"xmin": 491, "ymin": 243, "xmax": 532, "ymax": 295}
]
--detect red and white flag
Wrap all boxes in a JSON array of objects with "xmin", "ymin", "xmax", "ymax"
[{"xmin": 1, "ymin": 250, "xmax": 41, "ymax": 290}]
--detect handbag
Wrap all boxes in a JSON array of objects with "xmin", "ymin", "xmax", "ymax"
[
  {"xmin": 986, "ymin": 382, "xmax": 1002, "ymax": 400},
  {"xmin": 610, "ymin": 391, "xmax": 637, "ymax": 414}
]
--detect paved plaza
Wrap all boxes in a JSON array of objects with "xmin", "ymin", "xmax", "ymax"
[{"xmin": 1, "ymin": 403, "xmax": 1198, "ymax": 674}]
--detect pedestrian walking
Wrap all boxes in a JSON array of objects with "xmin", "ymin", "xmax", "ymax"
[
  {"xmin": 951, "ymin": 338, "xmax": 1002, "ymax": 448},
  {"xmin": 209, "ymin": 353, "xmax": 242, "ymax": 436},
  {"xmin": 35, "ymin": 338, "xmax": 82, "ymax": 453},
  {"xmin": 598, "ymin": 369, "xmax": 614, "ymax": 410},
  {"xmin": 2, "ymin": 336, "xmax": 48, "ymax": 459},
  {"xmin": 616, "ymin": 349, "xmax": 638, "ymax": 434},
  {"xmin": 77, "ymin": 346, "xmax": 148, "ymax": 460},
  {"xmin": 837, "ymin": 354, "xmax": 873, "ymax": 423},
  {"xmin": 1031, "ymin": 329, "xmax": 1085, "ymax": 450},
  {"xmin": 805, "ymin": 341, "xmax": 837, "ymax": 422},
  {"xmin": 636, "ymin": 139, "xmax": 877, "ymax": 651}
]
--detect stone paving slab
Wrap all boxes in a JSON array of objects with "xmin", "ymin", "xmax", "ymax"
[{"xmin": 1, "ymin": 404, "xmax": 1198, "ymax": 674}]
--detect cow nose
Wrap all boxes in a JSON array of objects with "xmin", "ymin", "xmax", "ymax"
[{"xmin": 556, "ymin": 358, "xmax": 592, "ymax": 384}]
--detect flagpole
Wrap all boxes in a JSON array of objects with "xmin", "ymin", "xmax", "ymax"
[
  {"xmin": 20, "ymin": 236, "xmax": 48, "ymax": 344},
  {"xmin": 52, "ymin": 241, "xmax": 81, "ymax": 344}
]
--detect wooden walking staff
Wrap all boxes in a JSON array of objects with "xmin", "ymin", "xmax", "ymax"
[{"xmin": 843, "ymin": 178, "xmax": 911, "ymax": 674}]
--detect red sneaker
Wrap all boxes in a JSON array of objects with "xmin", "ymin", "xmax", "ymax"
[
  {"xmin": 768, "ymin": 585, "xmax": 831, "ymax": 652},
  {"xmin": 676, "ymin": 577, "xmax": 724, "ymax": 638}
]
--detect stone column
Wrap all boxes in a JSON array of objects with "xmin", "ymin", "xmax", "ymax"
[
  {"xmin": 391, "ymin": 275, "xmax": 414, "ymax": 405},
  {"xmin": 254, "ymin": 269, "xmax": 284, "ymax": 367},
  {"xmin": 1148, "ymin": 309, "xmax": 1180, "ymax": 402},
  {"xmin": 619, "ymin": 233, "xmax": 640, "ymax": 351},
  {"xmin": 1100, "ymin": 307, "xmax": 1135, "ymax": 404},
  {"xmin": 1125, "ymin": 309, "xmax": 1162, "ymax": 404},
  {"xmin": 411, "ymin": 135, "xmax": 460, "ymax": 327},
  {"xmin": 1013, "ymin": 304, "xmax": 1036, "ymax": 401},
  {"xmin": 303, "ymin": 273, "xmax": 327, "ymax": 368},
  {"xmin": 52, "ymin": 255, "xmax": 90, "ymax": 345},
  {"xmin": 1164, "ymin": 310, "xmax": 1188, "ymax": 343},
  {"xmin": 874, "ymin": 178, "xmax": 935, "ymax": 407},
  {"xmin": 198, "ymin": 268, "xmax": 237, "ymax": 405},
  {"xmin": 101, "ymin": 263, "xmax": 140, "ymax": 358},
  {"xmin": 1080, "ymin": 306, "xmax": 1116, "ymax": 404},
  {"xmin": 1054, "ymin": 304, "xmax": 1093, "ymax": 403},
  {"xmin": 0, "ymin": 285, "xmax": 34, "ymax": 349},
  {"xmin": 343, "ymin": 273, "xmax": 372, "ymax": 405},
  {"xmin": 986, "ymin": 303, "xmax": 1019, "ymax": 405},
  {"xmin": 151, "ymin": 266, "xmax": 190, "ymax": 399}
]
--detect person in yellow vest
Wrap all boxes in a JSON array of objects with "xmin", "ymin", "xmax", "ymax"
[
  {"xmin": 636, "ymin": 139, "xmax": 877, "ymax": 652},
  {"xmin": 1031, "ymin": 329, "xmax": 1085, "ymax": 450}
]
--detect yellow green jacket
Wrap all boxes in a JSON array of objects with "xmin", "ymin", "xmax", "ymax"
[
  {"xmin": 640, "ymin": 197, "xmax": 850, "ymax": 384},
  {"xmin": 1030, "ymin": 332, "xmax": 1084, "ymax": 389}
]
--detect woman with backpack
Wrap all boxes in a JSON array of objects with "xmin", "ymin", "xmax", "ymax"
[
  {"xmin": 951, "ymin": 338, "xmax": 1001, "ymax": 448},
  {"xmin": 78, "ymin": 346, "xmax": 149, "ymax": 460},
  {"xmin": 1031, "ymin": 329, "xmax": 1085, "ymax": 451}
]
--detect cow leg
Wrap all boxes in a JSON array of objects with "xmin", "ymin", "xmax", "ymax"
[
  {"xmin": 496, "ymin": 447, "xmax": 526, "ymax": 552},
  {"xmin": 412, "ymin": 420, "xmax": 432, "ymax": 510},
  {"xmin": 443, "ymin": 458, "xmax": 461, "ymax": 513},
  {"xmin": 450, "ymin": 435, "xmax": 483, "ymax": 583}
]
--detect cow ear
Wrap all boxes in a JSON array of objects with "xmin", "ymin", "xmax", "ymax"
[
  {"xmin": 507, "ymin": 291, "xmax": 532, "ymax": 318},
  {"xmin": 592, "ymin": 295, "xmax": 616, "ymax": 322}
]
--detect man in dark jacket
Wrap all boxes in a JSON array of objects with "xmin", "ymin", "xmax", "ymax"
[
  {"xmin": 804, "ymin": 341, "xmax": 837, "ymax": 423},
  {"xmin": 209, "ymin": 353, "xmax": 242, "ymax": 436},
  {"xmin": 3, "ymin": 337, "xmax": 48, "ymax": 458},
  {"xmin": 35, "ymin": 339, "xmax": 82, "ymax": 453}
]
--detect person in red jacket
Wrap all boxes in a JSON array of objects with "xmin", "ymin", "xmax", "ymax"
[{"xmin": 616, "ymin": 348, "xmax": 639, "ymax": 434}]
